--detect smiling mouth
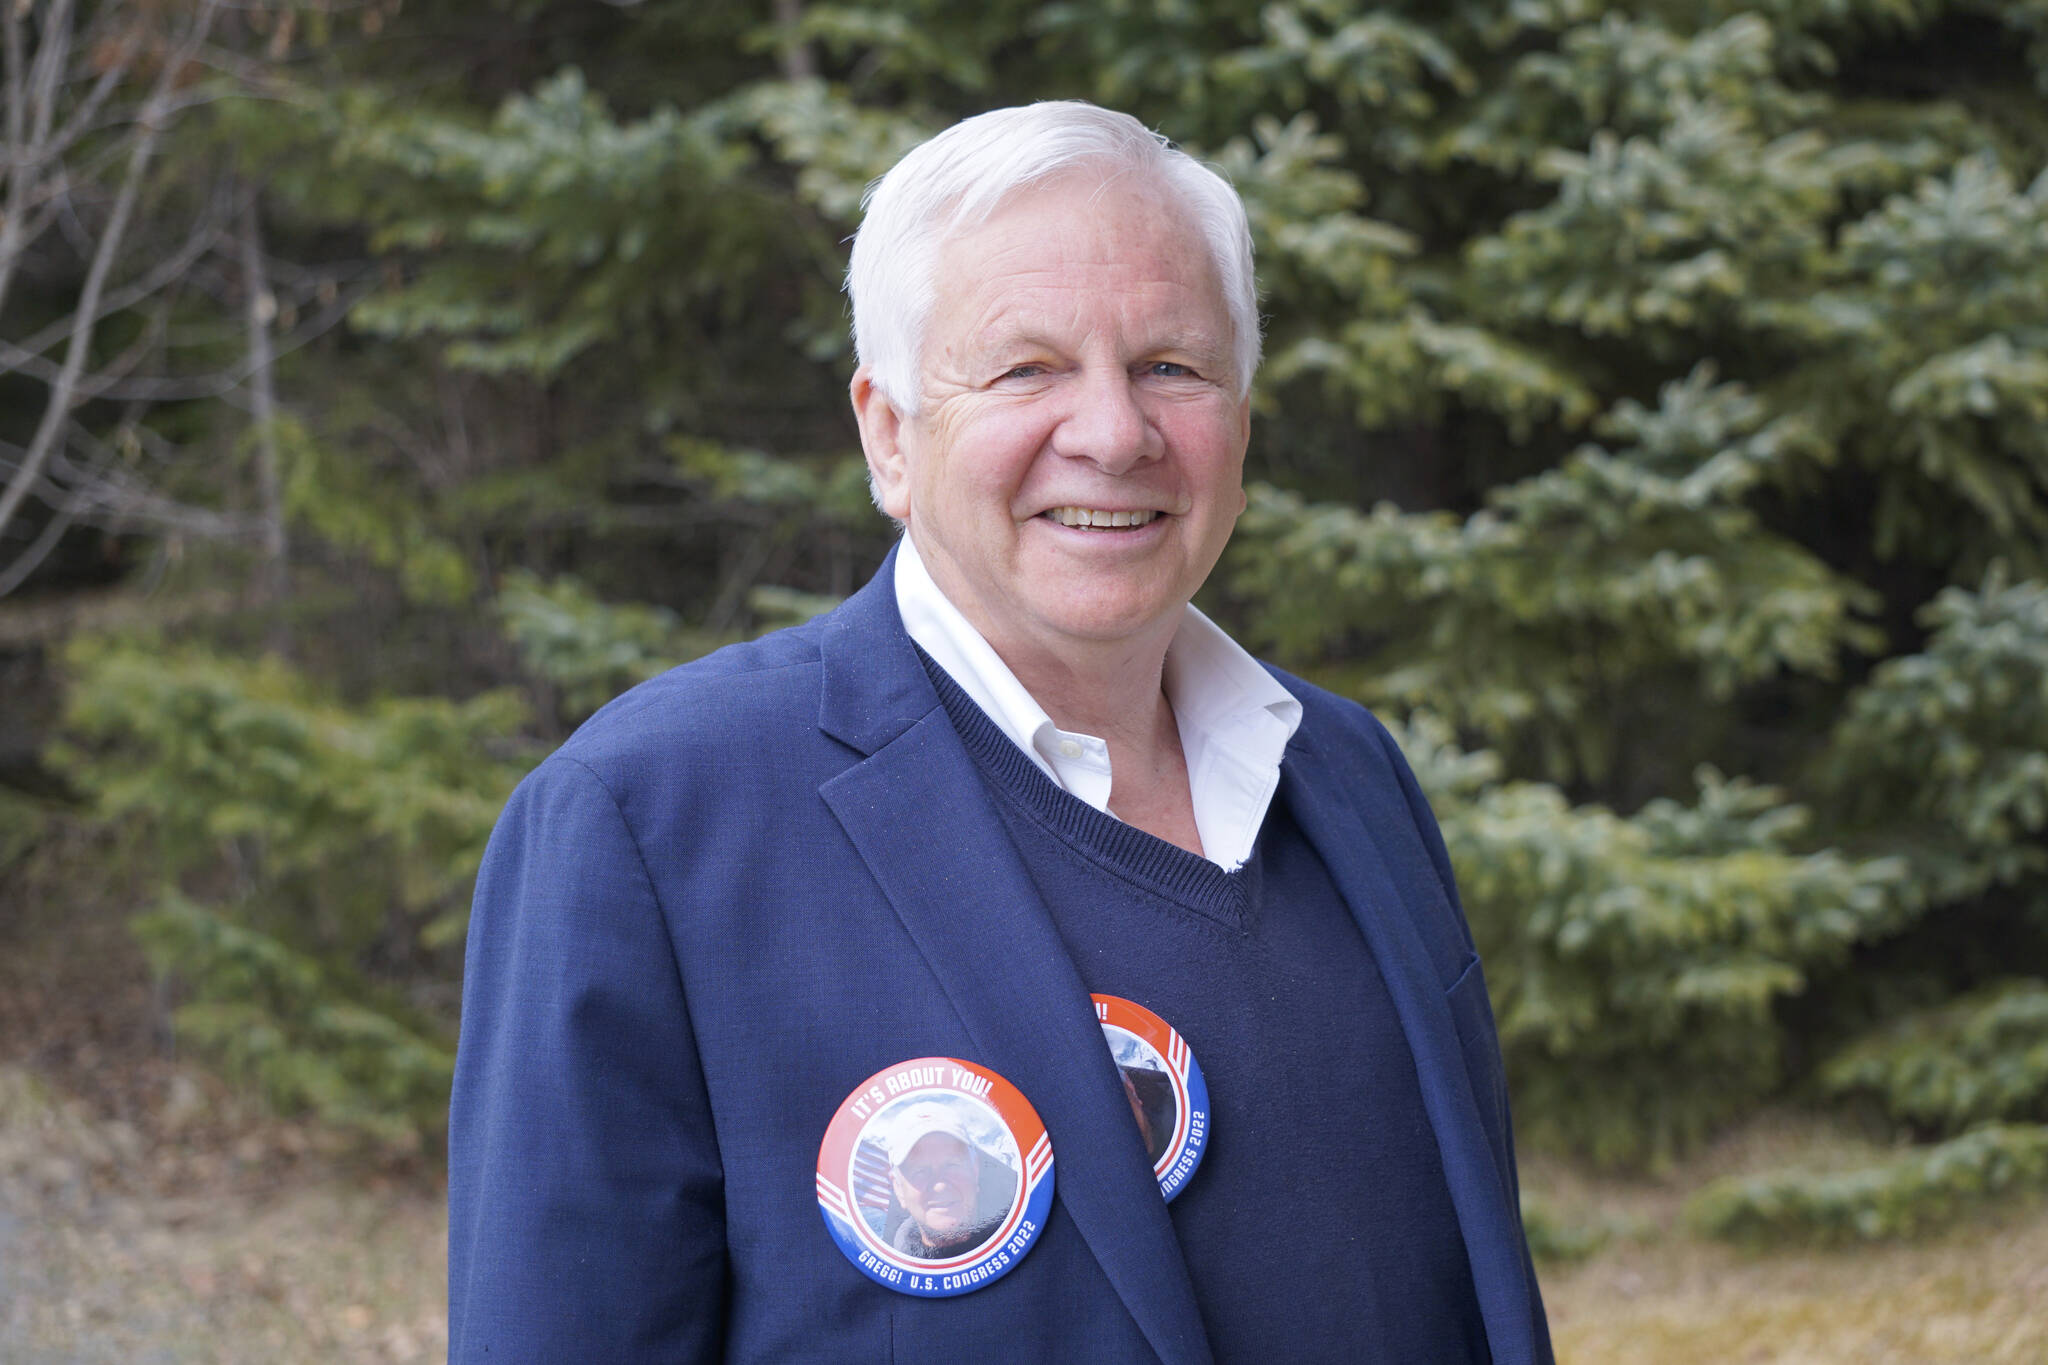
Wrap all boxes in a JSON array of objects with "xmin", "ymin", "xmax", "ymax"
[{"xmin": 1041, "ymin": 507, "xmax": 1161, "ymax": 529}]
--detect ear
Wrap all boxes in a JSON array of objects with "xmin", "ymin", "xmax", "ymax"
[
  {"xmin": 1233, "ymin": 394, "xmax": 1252, "ymax": 515},
  {"xmin": 851, "ymin": 367, "xmax": 914, "ymax": 521}
]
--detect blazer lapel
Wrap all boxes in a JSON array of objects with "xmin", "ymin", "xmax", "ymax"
[
  {"xmin": 815, "ymin": 558, "xmax": 1213, "ymax": 1365},
  {"xmin": 1281, "ymin": 734, "xmax": 1540, "ymax": 1365}
]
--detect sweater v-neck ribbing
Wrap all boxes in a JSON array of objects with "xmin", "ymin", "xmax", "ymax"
[{"xmin": 920, "ymin": 652, "xmax": 1254, "ymax": 931}]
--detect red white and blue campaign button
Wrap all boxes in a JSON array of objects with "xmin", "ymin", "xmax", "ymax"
[
  {"xmin": 1093, "ymin": 995, "xmax": 1209, "ymax": 1201},
  {"xmin": 817, "ymin": 1057, "xmax": 1054, "ymax": 1297}
]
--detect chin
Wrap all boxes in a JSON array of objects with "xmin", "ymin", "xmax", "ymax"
[{"xmin": 1041, "ymin": 600, "xmax": 1181, "ymax": 645}]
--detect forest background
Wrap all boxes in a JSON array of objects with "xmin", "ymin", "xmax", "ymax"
[{"xmin": 3, "ymin": 0, "xmax": 2048, "ymax": 1349}]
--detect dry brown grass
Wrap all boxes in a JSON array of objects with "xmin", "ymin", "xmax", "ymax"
[
  {"xmin": 1530, "ymin": 1118, "xmax": 2048, "ymax": 1365},
  {"xmin": 0, "ymin": 1066, "xmax": 446, "ymax": 1364},
  {"xmin": 1544, "ymin": 1204, "xmax": 2048, "ymax": 1364}
]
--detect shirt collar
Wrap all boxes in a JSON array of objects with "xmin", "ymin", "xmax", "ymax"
[
  {"xmin": 893, "ymin": 534, "xmax": 1075, "ymax": 778},
  {"xmin": 892, "ymin": 532, "xmax": 1302, "ymax": 868}
]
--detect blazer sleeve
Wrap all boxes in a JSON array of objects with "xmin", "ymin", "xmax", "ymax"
[
  {"xmin": 448, "ymin": 754, "xmax": 727, "ymax": 1363},
  {"xmin": 1376, "ymin": 721, "xmax": 1557, "ymax": 1365}
]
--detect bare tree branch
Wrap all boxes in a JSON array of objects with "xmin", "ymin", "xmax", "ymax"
[
  {"xmin": 1, "ymin": 0, "xmax": 20, "ymax": 154},
  {"xmin": 0, "ymin": 426, "xmax": 260, "ymax": 544},
  {"xmin": 0, "ymin": 0, "xmax": 34, "ymax": 318},
  {"xmin": 36, "ymin": 30, "xmax": 136, "ymax": 164},
  {"xmin": 0, "ymin": 0, "xmax": 223, "ymax": 571},
  {"xmin": 0, "ymin": 0, "xmax": 95, "ymax": 320},
  {"xmin": 0, "ymin": 274, "xmax": 372, "ymax": 403},
  {"xmin": 24, "ymin": 0, "xmax": 75, "ymax": 150},
  {"xmin": 0, "ymin": 483, "xmax": 81, "ymax": 598},
  {"xmin": 0, "ymin": 172, "xmax": 232, "ymax": 368}
]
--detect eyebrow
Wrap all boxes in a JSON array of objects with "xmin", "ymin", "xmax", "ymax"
[{"xmin": 968, "ymin": 325, "xmax": 1232, "ymax": 364}]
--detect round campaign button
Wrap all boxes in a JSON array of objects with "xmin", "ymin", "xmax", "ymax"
[
  {"xmin": 1092, "ymin": 995, "xmax": 1209, "ymax": 1202},
  {"xmin": 817, "ymin": 1057, "xmax": 1054, "ymax": 1297}
]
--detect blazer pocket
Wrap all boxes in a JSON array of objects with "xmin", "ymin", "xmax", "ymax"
[{"xmin": 1444, "ymin": 953, "xmax": 1513, "ymax": 1179}]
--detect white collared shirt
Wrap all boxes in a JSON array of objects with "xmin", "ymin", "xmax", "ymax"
[{"xmin": 893, "ymin": 534, "xmax": 1302, "ymax": 871}]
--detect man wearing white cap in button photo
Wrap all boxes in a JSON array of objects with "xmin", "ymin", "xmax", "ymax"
[{"xmin": 876, "ymin": 1101, "xmax": 1019, "ymax": 1258}]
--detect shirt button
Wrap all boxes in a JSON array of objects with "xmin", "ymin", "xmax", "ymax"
[{"xmin": 1057, "ymin": 739, "xmax": 1083, "ymax": 759}]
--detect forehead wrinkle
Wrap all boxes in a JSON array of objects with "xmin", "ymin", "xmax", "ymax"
[
  {"xmin": 925, "ymin": 181, "xmax": 1236, "ymax": 380},
  {"xmin": 947, "ymin": 273, "xmax": 1232, "ymax": 370},
  {"xmin": 962, "ymin": 290, "xmax": 1192, "ymax": 351}
]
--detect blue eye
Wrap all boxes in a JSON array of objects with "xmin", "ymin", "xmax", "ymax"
[
  {"xmin": 1000, "ymin": 364, "xmax": 1044, "ymax": 380},
  {"xmin": 1148, "ymin": 362, "xmax": 1193, "ymax": 378}
]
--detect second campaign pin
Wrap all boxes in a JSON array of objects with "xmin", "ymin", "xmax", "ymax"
[
  {"xmin": 817, "ymin": 1057, "xmax": 1054, "ymax": 1297},
  {"xmin": 1093, "ymin": 994, "xmax": 1209, "ymax": 1201}
]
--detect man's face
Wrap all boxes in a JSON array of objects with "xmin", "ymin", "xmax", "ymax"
[
  {"xmin": 857, "ymin": 173, "xmax": 1251, "ymax": 666},
  {"xmin": 891, "ymin": 1132, "xmax": 981, "ymax": 1243}
]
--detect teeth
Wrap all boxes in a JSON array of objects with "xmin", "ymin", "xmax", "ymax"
[{"xmin": 1046, "ymin": 507, "xmax": 1159, "ymax": 529}]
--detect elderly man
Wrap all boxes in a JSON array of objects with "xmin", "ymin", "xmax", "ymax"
[
  {"xmin": 449, "ymin": 101, "xmax": 1551, "ymax": 1364},
  {"xmin": 878, "ymin": 1103, "xmax": 1018, "ymax": 1257}
]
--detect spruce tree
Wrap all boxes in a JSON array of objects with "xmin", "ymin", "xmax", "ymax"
[{"xmin": 22, "ymin": 1, "xmax": 2046, "ymax": 1219}]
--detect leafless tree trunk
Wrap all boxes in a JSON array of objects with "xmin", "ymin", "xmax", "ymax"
[
  {"xmin": 774, "ymin": 0, "xmax": 813, "ymax": 81},
  {"xmin": 237, "ymin": 190, "xmax": 289, "ymax": 607}
]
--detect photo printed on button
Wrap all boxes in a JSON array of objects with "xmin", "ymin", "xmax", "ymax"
[
  {"xmin": 1092, "ymin": 995, "xmax": 1209, "ymax": 1201},
  {"xmin": 817, "ymin": 1057, "xmax": 1054, "ymax": 1297}
]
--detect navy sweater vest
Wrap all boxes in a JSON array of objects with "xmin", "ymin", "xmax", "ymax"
[{"xmin": 924, "ymin": 660, "xmax": 1488, "ymax": 1363}]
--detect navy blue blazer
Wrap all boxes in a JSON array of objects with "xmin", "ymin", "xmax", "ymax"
[{"xmin": 448, "ymin": 551, "xmax": 1552, "ymax": 1364}]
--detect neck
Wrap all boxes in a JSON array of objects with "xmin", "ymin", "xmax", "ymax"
[
  {"xmin": 908, "ymin": 532, "xmax": 1205, "ymax": 856},
  {"xmin": 962, "ymin": 593, "xmax": 1204, "ymax": 860},
  {"xmin": 999, "ymin": 631, "xmax": 1176, "ymax": 752}
]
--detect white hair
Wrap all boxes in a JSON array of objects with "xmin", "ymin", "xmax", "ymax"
[{"xmin": 846, "ymin": 101, "xmax": 1261, "ymax": 416}]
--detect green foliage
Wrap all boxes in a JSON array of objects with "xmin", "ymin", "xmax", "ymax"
[
  {"xmin": 1519, "ymin": 1192, "xmax": 1613, "ymax": 1263},
  {"xmin": 54, "ymin": 637, "xmax": 528, "ymax": 945},
  {"xmin": 1449, "ymin": 15, "xmax": 1821, "ymax": 171},
  {"xmin": 322, "ymin": 68, "xmax": 788, "ymax": 383},
  {"xmin": 1228, "ymin": 3, "xmax": 1474, "ymax": 120},
  {"xmin": 1232, "ymin": 365, "xmax": 1877, "ymax": 780},
  {"xmin": 133, "ymin": 895, "xmax": 455, "ymax": 1149},
  {"xmin": 748, "ymin": 585, "xmax": 846, "ymax": 628},
  {"xmin": 51, "ymin": 637, "xmax": 530, "ymax": 1146},
  {"xmin": 497, "ymin": 571, "xmax": 722, "ymax": 720},
  {"xmin": 666, "ymin": 440, "xmax": 875, "ymax": 526},
  {"xmin": 0, "ymin": 789, "xmax": 45, "ymax": 876},
  {"xmin": 1827, "ymin": 570, "xmax": 2048, "ymax": 907},
  {"xmin": 1399, "ymin": 714, "xmax": 1904, "ymax": 1165},
  {"xmin": 498, "ymin": 567, "xmax": 846, "ymax": 726},
  {"xmin": 1685, "ymin": 1122, "xmax": 2048, "ymax": 1245},
  {"xmin": 1813, "ymin": 156, "xmax": 2048, "ymax": 568},
  {"xmin": 1469, "ymin": 100, "xmax": 1844, "ymax": 343},
  {"xmin": 713, "ymin": 78, "xmax": 934, "ymax": 224},
  {"xmin": 1821, "ymin": 980, "xmax": 2048, "ymax": 1134},
  {"xmin": 277, "ymin": 415, "xmax": 477, "ymax": 606}
]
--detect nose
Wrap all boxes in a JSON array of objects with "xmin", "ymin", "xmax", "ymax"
[{"xmin": 1052, "ymin": 368, "xmax": 1162, "ymax": 474}]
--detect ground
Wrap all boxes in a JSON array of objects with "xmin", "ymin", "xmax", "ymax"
[
  {"xmin": 0, "ymin": 823, "xmax": 444, "ymax": 1364},
  {"xmin": 1533, "ymin": 1137, "xmax": 2048, "ymax": 1364},
  {"xmin": 2, "ymin": 842, "xmax": 2044, "ymax": 1363},
  {"xmin": 0, "ymin": 1069, "xmax": 445, "ymax": 1364}
]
